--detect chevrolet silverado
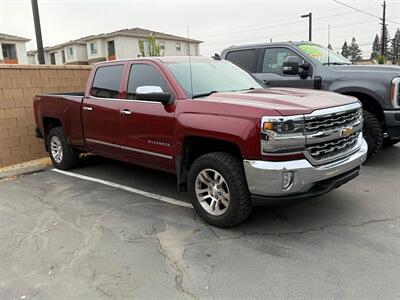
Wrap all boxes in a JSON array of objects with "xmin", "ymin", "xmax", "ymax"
[{"xmin": 33, "ymin": 57, "xmax": 367, "ymax": 227}]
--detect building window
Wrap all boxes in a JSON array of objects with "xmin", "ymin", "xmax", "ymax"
[
  {"xmin": 107, "ymin": 40, "xmax": 115, "ymax": 58},
  {"xmin": 50, "ymin": 52, "xmax": 56, "ymax": 65},
  {"xmin": 61, "ymin": 50, "xmax": 66, "ymax": 63},
  {"xmin": 68, "ymin": 47, "xmax": 73, "ymax": 58},
  {"xmin": 90, "ymin": 42, "xmax": 97, "ymax": 54},
  {"xmin": 2, "ymin": 44, "xmax": 17, "ymax": 59},
  {"xmin": 176, "ymin": 42, "xmax": 181, "ymax": 52},
  {"xmin": 159, "ymin": 41, "xmax": 165, "ymax": 51}
]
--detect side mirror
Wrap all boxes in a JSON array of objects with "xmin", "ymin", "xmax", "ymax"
[
  {"xmin": 282, "ymin": 56, "xmax": 302, "ymax": 75},
  {"xmin": 135, "ymin": 86, "xmax": 172, "ymax": 104}
]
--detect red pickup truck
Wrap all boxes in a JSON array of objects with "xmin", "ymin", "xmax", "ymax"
[{"xmin": 33, "ymin": 57, "xmax": 367, "ymax": 227}]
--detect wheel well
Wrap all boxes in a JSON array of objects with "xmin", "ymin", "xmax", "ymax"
[
  {"xmin": 43, "ymin": 117, "xmax": 62, "ymax": 137},
  {"xmin": 342, "ymin": 92, "xmax": 384, "ymax": 122},
  {"xmin": 43, "ymin": 117, "xmax": 62, "ymax": 150},
  {"xmin": 176, "ymin": 136, "xmax": 242, "ymax": 192},
  {"xmin": 182, "ymin": 136, "xmax": 242, "ymax": 169}
]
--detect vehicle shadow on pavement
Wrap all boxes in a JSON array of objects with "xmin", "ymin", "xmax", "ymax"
[{"xmin": 67, "ymin": 144, "xmax": 400, "ymax": 235}]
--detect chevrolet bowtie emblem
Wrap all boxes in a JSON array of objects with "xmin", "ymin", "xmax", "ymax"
[{"xmin": 341, "ymin": 127, "xmax": 353, "ymax": 137}]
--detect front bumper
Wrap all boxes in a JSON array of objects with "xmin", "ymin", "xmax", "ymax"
[
  {"xmin": 243, "ymin": 139, "xmax": 368, "ymax": 199},
  {"xmin": 384, "ymin": 110, "xmax": 400, "ymax": 139}
]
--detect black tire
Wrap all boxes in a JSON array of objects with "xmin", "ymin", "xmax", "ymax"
[
  {"xmin": 47, "ymin": 127, "xmax": 79, "ymax": 170},
  {"xmin": 363, "ymin": 110, "xmax": 383, "ymax": 159},
  {"xmin": 383, "ymin": 138, "xmax": 400, "ymax": 148},
  {"xmin": 188, "ymin": 152, "xmax": 252, "ymax": 228}
]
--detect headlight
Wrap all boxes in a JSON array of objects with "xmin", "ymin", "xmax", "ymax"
[
  {"xmin": 261, "ymin": 115, "xmax": 306, "ymax": 155},
  {"xmin": 262, "ymin": 115, "xmax": 305, "ymax": 137},
  {"xmin": 391, "ymin": 77, "xmax": 400, "ymax": 108}
]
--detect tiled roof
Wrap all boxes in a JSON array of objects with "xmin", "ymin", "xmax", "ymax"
[{"xmin": 0, "ymin": 33, "xmax": 30, "ymax": 42}]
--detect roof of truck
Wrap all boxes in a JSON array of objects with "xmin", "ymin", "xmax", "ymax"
[
  {"xmin": 221, "ymin": 41, "xmax": 318, "ymax": 52},
  {"xmin": 94, "ymin": 56, "xmax": 215, "ymax": 66}
]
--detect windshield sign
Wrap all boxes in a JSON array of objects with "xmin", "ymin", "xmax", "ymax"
[{"xmin": 297, "ymin": 44, "xmax": 351, "ymax": 65}]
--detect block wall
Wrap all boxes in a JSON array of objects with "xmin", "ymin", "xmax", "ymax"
[{"xmin": 0, "ymin": 64, "xmax": 91, "ymax": 168}]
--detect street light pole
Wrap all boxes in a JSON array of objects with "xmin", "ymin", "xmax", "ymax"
[
  {"xmin": 301, "ymin": 12, "xmax": 312, "ymax": 42},
  {"xmin": 31, "ymin": 0, "xmax": 45, "ymax": 64}
]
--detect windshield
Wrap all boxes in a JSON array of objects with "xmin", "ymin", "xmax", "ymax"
[
  {"xmin": 165, "ymin": 60, "xmax": 264, "ymax": 98},
  {"xmin": 297, "ymin": 44, "xmax": 352, "ymax": 65}
]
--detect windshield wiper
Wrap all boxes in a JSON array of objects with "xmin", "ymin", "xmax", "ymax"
[
  {"xmin": 235, "ymin": 87, "xmax": 255, "ymax": 92},
  {"xmin": 192, "ymin": 91, "xmax": 218, "ymax": 99}
]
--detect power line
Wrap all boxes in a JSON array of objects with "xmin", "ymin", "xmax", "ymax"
[
  {"xmin": 333, "ymin": 0, "xmax": 381, "ymax": 19},
  {"xmin": 195, "ymin": 3, "xmax": 381, "ymax": 39},
  {"xmin": 333, "ymin": 0, "xmax": 400, "ymax": 25}
]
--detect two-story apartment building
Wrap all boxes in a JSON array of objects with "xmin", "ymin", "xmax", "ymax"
[
  {"xmin": 27, "ymin": 39, "xmax": 88, "ymax": 65},
  {"xmin": 0, "ymin": 33, "xmax": 30, "ymax": 64},
  {"xmin": 28, "ymin": 28, "xmax": 202, "ymax": 65}
]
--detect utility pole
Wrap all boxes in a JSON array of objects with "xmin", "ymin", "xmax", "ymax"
[
  {"xmin": 31, "ymin": 0, "xmax": 45, "ymax": 64},
  {"xmin": 301, "ymin": 12, "xmax": 312, "ymax": 41},
  {"xmin": 381, "ymin": 0, "xmax": 386, "ymax": 57}
]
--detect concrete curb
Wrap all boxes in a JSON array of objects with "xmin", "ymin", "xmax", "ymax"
[{"xmin": 0, "ymin": 158, "xmax": 53, "ymax": 179}]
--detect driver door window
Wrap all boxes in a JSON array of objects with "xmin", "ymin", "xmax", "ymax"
[
  {"xmin": 127, "ymin": 64, "xmax": 169, "ymax": 100},
  {"xmin": 262, "ymin": 48, "xmax": 302, "ymax": 75}
]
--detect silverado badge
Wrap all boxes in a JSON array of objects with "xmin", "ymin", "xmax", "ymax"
[{"xmin": 341, "ymin": 127, "xmax": 353, "ymax": 138}]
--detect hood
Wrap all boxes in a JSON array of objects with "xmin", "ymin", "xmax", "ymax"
[
  {"xmin": 331, "ymin": 64, "xmax": 400, "ymax": 75},
  {"xmin": 200, "ymin": 88, "xmax": 359, "ymax": 116}
]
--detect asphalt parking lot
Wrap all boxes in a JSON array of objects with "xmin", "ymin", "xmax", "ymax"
[{"xmin": 0, "ymin": 146, "xmax": 399, "ymax": 300}]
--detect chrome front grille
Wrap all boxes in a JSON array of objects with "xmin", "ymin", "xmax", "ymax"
[
  {"xmin": 307, "ymin": 133, "xmax": 360, "ymax": 162},
  {"xmin": 305, "ymin": 108, "xmax": 361, "ymax": 133}
]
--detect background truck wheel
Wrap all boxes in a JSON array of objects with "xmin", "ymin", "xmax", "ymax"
[
  {"xmin": 383, "ymin": 138, "xmax": 400, "ymax": 148},
  {"xmin": 47, "ymin": 127, "xmax": 79, "ymax": 170},
  {"xmin": 363, "ymin": 110, "xmax": 383, "ymax": 159},
  {"xmin": 188, "ymin": 152, "xmax": 252, "ymax": 228}
]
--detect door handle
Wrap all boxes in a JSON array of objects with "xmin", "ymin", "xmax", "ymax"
[
  {"xmin": 120, "ymin": 109, "xmax": 132, "ymax": 115},
  {"xmin": 83, "ymin": 106, "xmax": 93, "ymax": 111}
]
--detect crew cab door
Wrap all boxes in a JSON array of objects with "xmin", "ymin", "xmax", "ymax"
[
  {"xmin": 82, "ymin": 64, "xmax": 125, "ymax": 157},
  {"xmin": 117, "ymin": 62, "xmax": 176, "ymax": 172},
  {"xmin": 254, "ymin": 47, "xmax": 315, "ymax": 89}
]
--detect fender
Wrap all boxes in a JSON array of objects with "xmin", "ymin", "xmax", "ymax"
[{"xmin": 174, "ymin": 113, "xmax": 260, "ymax": 159}]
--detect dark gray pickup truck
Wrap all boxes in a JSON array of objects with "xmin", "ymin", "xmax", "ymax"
[{"xmin": 221, "ymin": 42, "xmax": 400, "ymax": 158}]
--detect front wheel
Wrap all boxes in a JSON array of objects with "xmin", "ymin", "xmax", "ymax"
[
  {"xmin": 188, "ymin": 152, "xmax": 252, "ymax": 228},
  {"xmin": 363, "ymin": 110, "xmax": 384, "ymax": 159},
  {"xmin": 47, "ymin": 127, "xmax": 80, "ymax": 170}
]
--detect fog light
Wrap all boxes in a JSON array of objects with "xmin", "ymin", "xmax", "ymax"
[{"xmin": 282, "ymin": 171, "xmax": 294, "ymax": 190}]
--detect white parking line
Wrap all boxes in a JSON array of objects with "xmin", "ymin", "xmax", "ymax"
[{"xmin": 51, "ymin": 169, "xmax": 193, "ymax": 208}]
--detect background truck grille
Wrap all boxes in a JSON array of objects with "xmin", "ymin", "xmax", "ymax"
[
  {"xmin": 305, "ymin": 109, "xmax": 361, "ymax": 133},
  {"xmin": 307, "ymin": 133, "xmax": 359, "ymax": 162}
]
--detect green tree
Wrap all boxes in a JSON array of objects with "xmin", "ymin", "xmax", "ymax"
[
  {"xmin": 341, "ymin": 41, "xmax": 350, "ymax": 58},
  {"xmin": 383, "ymin": 24, "xmax": 392, "ymax": 60},
  {"xmin": 348, "ymin": 37, "xmax": 362, "ymax": 61},
  {"xmin": 371, "ymin": 34, "xmax": 380, "ymax": 60},
  {"xmin": 390, "ymin": 28, "xmax": 400, "ymax": 65},
  {"xmin": 138, "ymin": 34, "xmax": 161, "ymax": 57}
]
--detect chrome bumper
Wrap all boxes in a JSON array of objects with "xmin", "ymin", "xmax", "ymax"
[{"xmin": 243, "ymin": 139, "xmax": 368, "ymax": 198}]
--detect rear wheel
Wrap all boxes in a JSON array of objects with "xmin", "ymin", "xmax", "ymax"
[
  {"xmin": 188, "ymin": 152, "xmax": 252, "ymax": 228},
  {"xmin": 47, "ymin": 127, "xmax": 80, "ymax": 170},
  {"xmin": 363, "ymin": 110, "xmax": 383, "ymax": 159}
]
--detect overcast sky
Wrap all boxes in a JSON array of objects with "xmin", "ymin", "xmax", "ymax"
[{"xmin": 1, "ymin": 0, "xmax": 399, "ymax": 58}]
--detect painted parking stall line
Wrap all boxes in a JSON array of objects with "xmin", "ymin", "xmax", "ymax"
[{"xmin": 51, "ymin": 169, "xmax": 193, "ymax": 208}]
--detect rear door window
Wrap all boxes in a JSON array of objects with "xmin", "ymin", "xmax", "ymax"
[
  {"xmin": 91, "ymin": 65, "xmax": 124, "ymax": 99},
  {"xmin": 127, "ymin": 64, "xmax": 169, "ymax": 100},
  {"xmin": 225, "ymin": 49, "xmax": 258, "ymax": 72}
]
